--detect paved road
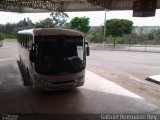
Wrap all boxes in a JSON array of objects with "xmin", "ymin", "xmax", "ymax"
[
  {"xmin": 87, "ymin": 50, "xmax": 160, "ymax": 105},
  {"xmin": 0, "ymin": 42, "xmax": 160, "ymax": 119}
]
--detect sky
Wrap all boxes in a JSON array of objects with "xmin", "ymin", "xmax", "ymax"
[{"xmin": 1, "ymin": 10, "xmax": 160, "ymax": 26}]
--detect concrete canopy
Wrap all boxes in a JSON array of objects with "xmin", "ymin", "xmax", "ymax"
[{"xmin": 0, "ymin": 0, "xmax": 160, "ymax": 13}]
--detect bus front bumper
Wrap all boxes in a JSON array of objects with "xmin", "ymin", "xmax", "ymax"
[{"xmin": 33, "ymin": 70, "xmax": 85, "ymax": 91}]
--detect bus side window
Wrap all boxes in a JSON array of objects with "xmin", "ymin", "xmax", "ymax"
[
  {"xmin": 22, "ymin": 35, "xmax": 24, "ymax": 47},
  {"xmin": 26, "ymin": 36, "xmax": 28, "ymax": 50},
  {"xmin": 23, "ymin": 35, "xmax": 25, "ymax": 47},
  {"xmin": 18, "ymin": 35, "xmax": 20, "ymax": 44},
  {"xmin": 25, "ymin": 35, "xmax": 28, "ymax": 49},
  {"xmin": 27, "ymin": 35, "xmax": 30, "ymax": 50},
  {"xmin": 18, "ymin": 35, "xmax": 21, "ymax": 44},
  {"xmin": 18, "ymin": 35, "xmax": 20, "ymax": 43},
  {"xmin": 28, "ymin": 35, "xmax": 31, "ymax": 50},
  {"xmin": 29, "ymin": 35, "xmax": 33, "ymax": 50}
]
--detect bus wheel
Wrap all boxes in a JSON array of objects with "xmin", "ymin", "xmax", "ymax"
[
  {"xmin": 23, "ymin": 68, "xmax": 31, "ymax": 86},
  {"xmin": 19, "ymin": 56, "xmax": 22, "ymax": 64},
  {"xmin": 27, "ymin": 69, "xmax": 31, "ymax": 85},
  {"xmin": 32, "ymin": 84, "xmax": 42, "ymax": 92}
]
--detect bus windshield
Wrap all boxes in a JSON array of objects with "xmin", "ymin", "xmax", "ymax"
[{"xmin": 35, "ymin": 36, "xmax": 85, "ymax": 75}]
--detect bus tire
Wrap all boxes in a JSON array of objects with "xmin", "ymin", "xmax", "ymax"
[
  {"xmin": 32, "ymin": 84, "xmax": 42, "ymax": 92},
  {"xmin": 19, "ymin": 56, "xmax": 22, "ymax": 64},
  {"xmin": 27, "ymin": 68, "xmax": 31, "ymax": 85},
  {"xmin": 23, "ymin": 68, "xmax": 31, "ymax": 86}
]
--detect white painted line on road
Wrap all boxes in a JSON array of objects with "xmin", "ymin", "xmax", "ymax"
[
  {"xmin": 85, "ymin": 70, "xmax": 143, "ymax": 99},
  {"xmin": 0, "ymin": 58, "xmax": 15, "ymax": 62},
  {"xmin": 0, "ymin": 46, "xmax": 10, "ymax": 49}
]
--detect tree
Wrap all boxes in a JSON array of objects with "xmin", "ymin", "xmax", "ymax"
[
  {"xmin": 0, "ymin": 18, "xmax": 34, "ymax": 39},
  {"xmin": 70, "ymin": 17, "xmax": 90, "ymax": 33},
  {"xmin": 26, "ymin": 17, "xmax": 33, "ymax": 26},
  {"xmin": 35, "ymin": 18, "xmax": 55, "ymax": 28},
  {"xmin": 148, "ymin": 31, "xmax": 154, "ymax": 40},
  {"xmin": 17, "ymin": 17, "xmax": 33, "ymax": 27},
  {"xmin": 0, "ymin": 33, "xmax": 5, "ymax": 40},
  {"xmin": 50, "ymin": 12, "xmax": 69, "ymax": 27},
  {"xmin": 154, "ymin": 29, "xmax": 160, "ymax": 41},
  {"xmin": 64, "ymin": 23, "xmax": 71, "ymax": 29},
  {"xmin": 105, "ymin": 19, "xmax": 133, "ymax": 47},
  {"xmin": 3, "ymin": 23, "xmax": 17, "ymax": 38},
  {"xmin": 0, "ymin": 33, "xmax": 4, "ymax": 46},
  {"xmin": 87, "ymin": 26, "xmax": 103, "ymax": 43}
]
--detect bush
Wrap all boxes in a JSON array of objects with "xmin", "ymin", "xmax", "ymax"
[
  {"xmin": 5, "ymin": 34, "xmax": 16, "ymax": 39},
  {"xmin": 0, "ymin": 33, "xmax": 5, "ymax": 40}
]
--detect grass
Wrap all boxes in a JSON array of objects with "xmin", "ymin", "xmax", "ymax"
[{"xmin": 4, "ymin": 39, "xmax": 17, "ymax": 43}]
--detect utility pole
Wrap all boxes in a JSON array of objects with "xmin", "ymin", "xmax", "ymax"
[{"xmin": 103, "ymin": 9, "xmax": 107, "ymax": 49}]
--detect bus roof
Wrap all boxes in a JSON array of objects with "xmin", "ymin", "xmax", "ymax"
[
  {"xmin": 18, "ymin": 28, "xmax": 84, "ymax": 37},
  {"xmin": 18, "ymin": 29, "xmax": 34, "ymax": 35}
]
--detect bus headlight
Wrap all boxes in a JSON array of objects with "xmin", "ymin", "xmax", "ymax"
[
  {"xmin": 38, "ymin": 79, "xmax": 51, "ymax": 85},
  {"xmin": 77, "ymin": 75, "xmax": 84, "ymax": 81}
]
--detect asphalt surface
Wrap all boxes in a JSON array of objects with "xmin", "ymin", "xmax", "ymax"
[
  {"xmin": 0, "ymin": 42, "xmax": 160, "ymax": 119},
  {"xmin": 90, "ymin": 44, "xmax": 160, "ymax": 52},
  {"xmin": 87, "ymin": 50, "xmax": 160, "ymax": 106}
]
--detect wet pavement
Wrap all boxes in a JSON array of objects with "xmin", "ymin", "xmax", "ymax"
[
  {"xmin": 0, "ymin": 42, "xmax": 160, "ymax": 119},
  {"xmin": 87, "ymin": 50, "xmax": 160, "ymax": 106}
]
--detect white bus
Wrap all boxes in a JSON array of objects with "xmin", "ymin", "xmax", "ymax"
[
  {"xmin": 17, "ymin": 28, "xmax": 89, "ymax": 91},
  {"xmin": 0, "ymin": 33, "xmax": 4, "ymax": 47},
  {"xmin": 0, "ymin": 40, "xmax": 3, "ymax": 47}
]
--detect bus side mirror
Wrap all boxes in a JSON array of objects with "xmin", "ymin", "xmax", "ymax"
[
  {"xmin": 85, "ymin": 42, "xmax": 90, "ymax": 56},
  {"xmin": 29, "ymin": 50, "xmax": 36, "ymax": 63},
  {"xmin": 86, "ymin": 46, "xmax": 90, "ymax": 56}
]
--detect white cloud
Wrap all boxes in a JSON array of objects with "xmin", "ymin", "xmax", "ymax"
[{"xmin": 0, "ymin": 10, "xmax": 160, "ymax": 26}]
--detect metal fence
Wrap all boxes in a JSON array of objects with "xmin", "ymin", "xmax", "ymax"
[{"xmin": 89, "ymin": 43, "xmax": 160, "ymax": 53}]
